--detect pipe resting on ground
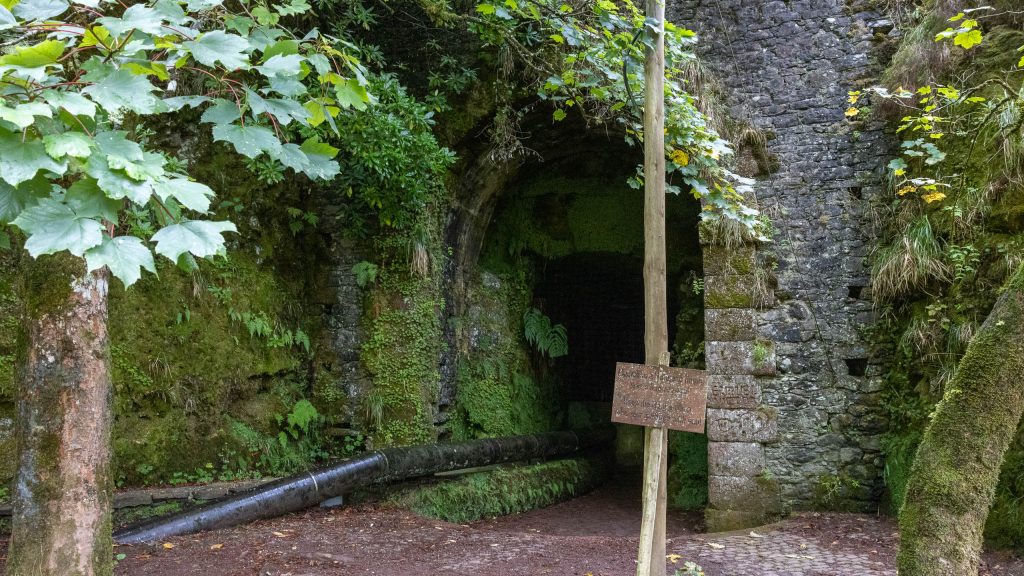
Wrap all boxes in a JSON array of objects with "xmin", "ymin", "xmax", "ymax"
[{"xmin": 114, "ymin": 426, "xmax": 616, "ymax": 544}]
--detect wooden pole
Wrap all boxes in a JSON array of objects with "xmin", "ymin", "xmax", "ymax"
[{"xmin": 636, "ymin": 0, "xmax": 667, "ymax": 573}]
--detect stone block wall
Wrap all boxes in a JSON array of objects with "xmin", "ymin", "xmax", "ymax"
[{"xmin": 669, "ymin": 0, "xmax": 896, "ymax": 529}]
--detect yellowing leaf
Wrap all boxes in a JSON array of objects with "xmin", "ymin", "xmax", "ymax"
[
  {"xmin": 954, "ymin": 29, "xmax": 983, "ymax": 49},
  {"xmin": 845, "ymin": 107, "xmax": 860, "ymax": 118},
  {"xmin": 897, "ymin": 185, "xmax": 917, "ymax": 197},
  {"xmin": 669, "ymin": 149, "xmax": 689, "ymax": 166},
  {"xmin": 162, "ymin": 543, "xmax": 175, "ymax": 549},
  {"xmin": 847, "ymin": 91, "xmax": 860, "ymax": 104},
  {"xmin": 210, "ymin": 543, "xmax": 224, "ymax": 550},
  {"xmin": 922, "ymin": 191, "xmax": 947, "ymax": 203},
  {"xmin": 666, "ymin": 553, "xmax": 682, "ymax": 564}
]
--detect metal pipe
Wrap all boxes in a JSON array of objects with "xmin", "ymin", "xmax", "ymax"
[{"xmin": 114, "ymin": 426, "xmax": 615, "ymax": 544}]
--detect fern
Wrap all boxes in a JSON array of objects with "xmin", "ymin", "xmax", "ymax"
[
  {"xmin": 352, "ymin": 261, "xmax": 379, "ymax": 288},
  {"xmin": 523, "ymin": 308, "xmax": 569, "ymax": 359}
]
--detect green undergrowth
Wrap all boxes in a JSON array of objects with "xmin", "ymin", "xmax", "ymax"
[
  {"xmin": 668, "ymin": 432, "xmax": 708, "ymax": 510},
  {"xmin": 873, "ymin": 2, "xmax": 1024, "ymax": 550},
  {"xmin": 392, "ymin": 457, "xmax": 611, "ymax": 523}
]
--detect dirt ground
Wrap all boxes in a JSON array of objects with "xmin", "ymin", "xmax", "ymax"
[{"xmin": 94, "ymin": 482, "xmax": 1024, "ymax": 576}]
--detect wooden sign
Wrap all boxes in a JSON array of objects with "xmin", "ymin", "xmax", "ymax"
[{"xmin": 611, "ymin": 363, "xmax": 707, "ymax": 433}]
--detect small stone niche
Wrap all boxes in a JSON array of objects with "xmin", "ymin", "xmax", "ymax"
[
  {"xmin": 848, "ymin": 285, "xmax": 865, "ymax": 299},
  {"xmin": 845, "ymin": 358, "xmax": 868, "ymax": 377}
]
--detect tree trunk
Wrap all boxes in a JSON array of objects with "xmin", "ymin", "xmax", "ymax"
[
  {"xmin": 897, "ymin": 266, "xmax": 1024, "ymax": 575},
  {"xmin": 7, "ymin": 254, "xmax": 113, "ymax": 576}
]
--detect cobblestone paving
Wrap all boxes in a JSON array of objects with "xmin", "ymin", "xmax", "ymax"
[
  {"xmin": 663, "ymin": 513, "xmax": 1023, "ymax": 576},
  {"xmin": 669, "ymin": 528, "xmax": 894, "ymax": 576}
]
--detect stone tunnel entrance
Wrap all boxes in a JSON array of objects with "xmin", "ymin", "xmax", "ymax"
[{"xmin": 467, "ymin": 134, "xmax": 710, "ymax": 508}]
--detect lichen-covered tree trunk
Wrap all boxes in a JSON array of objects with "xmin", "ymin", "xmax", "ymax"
[
  {"xmin": 6, "ymin": 254, "xmax": 113, "ymax": 576},
  {"xmin": 898, "ymin": 266, "xmax": 1024, "ymax": 575}
]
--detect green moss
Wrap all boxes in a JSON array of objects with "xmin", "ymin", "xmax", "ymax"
[
  {"xmin": 21, "ymin": 252, "xmax": 83, "ymax": 318},
  {"xmin": 667, "ymin": 431, "xmax": 708, "ymax": 510},
  {"xmin": 482, "ymin": 182, "xmax": 647, "ymax": 263},
  {"xmin": 105, "ymin": 253, "xmax": 321, "ymax": 484},
  {"xmin": 392, "ymin": 457, "xmax": 611, "ymax": 523},
  {"xmin": 451, "ymin": 272, "xmax": 558, "ymax": 438},
  {"xmin": 704, "ymin": 275, "xmax": 756, "ymax": 309}
]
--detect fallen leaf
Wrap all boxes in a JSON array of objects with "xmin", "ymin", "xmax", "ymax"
[
  {"xmin": 162, "ymin": 543, "xmax": 175, "ymax": 549},
  {"xmin": 666, "ymin": 554, "xmax": 681, "ymax": 564},
  {"xmin": 209, "ymin": 544, "xmax": 223, "ymax": 550},
  {"xmin": 272, "ymin": 531, "xmax": 287, "ymax": 537},
  {"xmin": 708, "ymin": 543, "xmax": 725, "ymax": 549},
  {"xmin": 749, "ymin": 531, "xmax": 763, "ymax": 538}
]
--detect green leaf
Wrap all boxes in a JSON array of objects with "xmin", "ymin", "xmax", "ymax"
[
  {"xmin": 83, "ymin": 70, "xmax": 163, "ymax": 114},
  {"xmin": 95, "ymin": 131, "xmax": 144, "ymax": 163},
  {"xmin": 151, "ymin": 220, "xmax": 237, "ymax": 261},
  {"xmin": 211, "ymin": 123, "xmax": 281, "ymax": 158},
  {"xmin": 262, "ymin": 39, "xmax": 300, "ymax": 62},
  {"xmin": 43, "ymin": 131, "xmax": 92, "ymax": 158},
  {"xmin": 0, "ymin": 40, "xmax": 64, "ymax": 67},
  {"xmin": 182, "ymin": 31, "xmax": 250, "ymax": 70},
  {"xmin": 255, "ymin": 53, "xmax": 303, "ymax": 78},
  {"xmin": 96, "ymin": 4, "xmax": 164, "ymax": 37},
  {"xmin": 0, "ymin": 131, "xmax": 67, "ymax": 186},
  {"xmin": 84, "ymin": 235, "xmax": 155, "ymax": 287},
  {"xmin": 267, "ymin": 76, "xmax": 306, "ymax": 97},
  {"xmin": 298, "ymin": 138, "xmax": 339, "ymax": 180},
  {"xmin": 153, "ymin": 178, "xmax": 215, "ymax": 213},
  {"xmin": 476, "ymin": 3, "xmax": 495, "ymax": 14},
  {"xmin": 164, "ymin": 95, "xmax": 210, "ymax": 111},
  {"xmin": 85, "ymin": 155, "xmax": 152, "ymax": 204},
  {"xmin": 185, "ymin": 0, "xmax": 223, "ymax": 10},
  {"xmin": 41, "ymin": 90, "xmax": 96, "ymax": 118},
  {"xmin": 552, "ymin": 108, "xmax": 566, "ymax": 121},
  {"xmin": 275, "ymin": 0, "xmax": 310, "ymax": 16},
  {"xmin": 0, "ymin": 101, "xmax": 51, "ymax": 129},
  {"xmin": 65, "ymin": 178, "xmax": 120, "ymax": 221},
  {"xmin": 12, "ymin": 0, "xmax": 67, "ymax": 22},
  {"xmin": 246, "ymin": 89, "xmax": 309, "ymax": 125},
  {"xmin": 11, "ymin": 198, "xmax": 103, "ymax": 257},
  {"xmin": 0, "ymin": 5, "xmax": 15, "ymax": 30},
  {"xmin": 199, "ymin": 99, "xmax": 241, "ymax": 125},
  {"xmin": 118, "ymin": 152, "xmax": 166, "ymax": 181},
  {"xmin": 274, "ymin": 143, "xmax": 309, "ymax": 173},
  {"xmin": 335, "ymin": 78, "xmax": 369, "ymax": 110},
  {"xmin": 0, "ymin": 177, "xmax": 46, "ymax": 222}
]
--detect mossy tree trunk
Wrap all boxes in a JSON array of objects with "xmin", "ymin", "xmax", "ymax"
[
  {"xmin": 897, "ymin": 266, "xmax": 1024, "ymax": 575},
  {"xmin": 7, "ymin": 254, "xmax": 114, "ymax": 576}
]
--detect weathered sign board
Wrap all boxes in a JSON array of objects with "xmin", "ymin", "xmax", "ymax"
[{"xmin": 611, "ymin": 362, "xmax": 707, "ymax": 433}]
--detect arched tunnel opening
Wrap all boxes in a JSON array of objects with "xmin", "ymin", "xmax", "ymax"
[{"xmin": 471, "ymin": 130, "xmax": 709, "ymax": 510}]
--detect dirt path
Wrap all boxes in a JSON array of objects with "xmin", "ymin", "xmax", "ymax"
[
  {"xmin": 0, "ymin": 476, "xmax": 1010, "ymax": 574},
  {"xmin": 98, "ymin": 482, "xmax": 1024, "ymax": 576}
]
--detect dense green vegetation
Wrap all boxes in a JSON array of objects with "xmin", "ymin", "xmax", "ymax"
[{"xmin": 860, "ymin": 0, "xmax": 1024, "ymax": 554}]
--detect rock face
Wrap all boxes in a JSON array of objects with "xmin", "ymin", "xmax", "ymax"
[{"xmin": 668, "ymin": 0, "xmax": 894, "ymax": 529}]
